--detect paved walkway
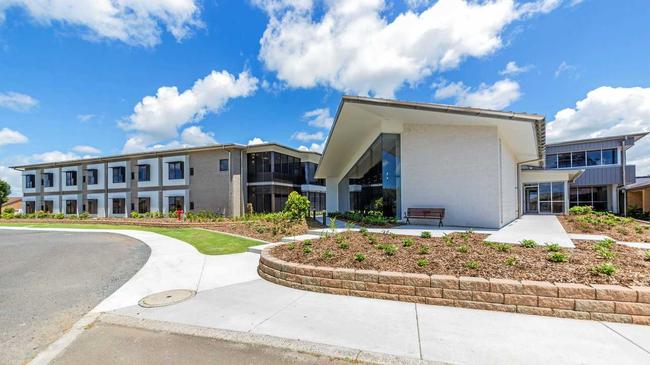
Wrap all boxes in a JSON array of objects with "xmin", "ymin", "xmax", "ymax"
[{"xmin": 485, "ymin": 215, "xmax": 575, "ymax": 247}]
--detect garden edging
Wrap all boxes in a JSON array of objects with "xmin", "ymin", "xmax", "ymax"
[{"xmin": 258, "ymin": 249, "xmax": 650, "ymax": 325}]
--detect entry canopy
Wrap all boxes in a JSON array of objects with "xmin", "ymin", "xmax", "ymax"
[
  {"xmin": 316, "ymin": 96, "xmax": 546, "ymax": 179},
  {"xmin": 521, "ymin": 168, "xmax": 585, "ymax": 184}
]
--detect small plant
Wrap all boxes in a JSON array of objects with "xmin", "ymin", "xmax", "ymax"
[
  {"xmin": 595, "ymin": 246, "xmax": 616, "ymax": 260},
  {"xmin": 596, "ymin": 238, "xmax": 615, "ymax": 250},
  {"xmin": 465, "ymin": 261, "xmax": 479, "ymax": 270},
  {"xmin": 546, "ymin": 243, "xmax": 561, "ymax": 252},
  {"xmin": 359, "ymin": 227, "xmax": 369, "ymax": 236},
  {"xmin": 457, "ymin": 244, "xmax": 469, "ymax": 253},
  {"xmin": 417, "ymin": 259, "xmax": 429, "ymax": 267},
  {"xmin": 338, "ymin": 242, "xmax": 350, "ymax": 249},
  {"xmin": 367, "ymin": 235, "xmax": 378, "ymax": 245},
  {"xmin": 547, "ymin": 251, "xmax": 569, "ymax": 263},
  {"xmin": 335, "ymin": 234, "xmax": 344, "ymax": 244},
  {"xmin": 130, "ymin": 211, "xmax": 140, "ymax": 219},
  {"xmin": 442, "ymin": 234, "xmax": 454, "ymax": 246},
  {"xmin": 402, "ymin": 238, "xmax": 414, "ymax": 247},
  {"xmin": 303, "ymin": 239, "xmax": 312, "ymax": 246},
  {"xmin": 495, "ymin": 243, "xmax": 512, "ymax": 252},
  {"xmin": 420, "ymin": 231, "xmax": 431, "ymax": 239},
  {"xmin": 322, "ymin": 249, "xmax": 334, "ymax": 260},
  {"xmin": 593, "ymin": 262, "xmax": 616, "ymax": 276},
  {"xmin": 644, "ymin": 250, "xmax": 650, "ymax": 261},
  {"xmin": 287, "ymin": 242, "xmax": 296, "ymax": 250},
  {"xmin": 303, "ymin": 246, "xmax": 312, "ymax": 254},
  {"xmin": 383, "ymin": 244, "xmax": 397, "ymax": 256},
  {"xmin": 520, "ymin": 239, "xmax": 537, "ymax": 248},
  {"xmin": 354, "ymin": 252, "xmax": 366, "ymax": 262},
  {"xmin": 418, "ymin": 245, "xmax": 430, "ymax": 255},
  {"xmin": 78, "ymin": 212, "xmax": 90, "ymax": 220},
  {"xmin": 505, "ymin": 256, "xmax": 517, "ymax": 266}
]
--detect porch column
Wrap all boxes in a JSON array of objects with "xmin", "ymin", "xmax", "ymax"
[
  {"xmin": 564, "ymin": 181, "xmax": 569, "ymax": 214},
  {"xmin": 326, "ymin": 178, "xmax": 339, "ymax": 213}
]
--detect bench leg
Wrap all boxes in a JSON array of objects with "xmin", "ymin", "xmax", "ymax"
[
  {"xmin": 439, "ymin": 219, "xmax": 443, "ymax": 227},
  {"xmin": 406, "ymin": 217, "xmax": 410, "ymax": 225}
]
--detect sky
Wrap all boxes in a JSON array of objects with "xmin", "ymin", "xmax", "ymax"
[{"xmin": 1, "ymin": 0, "xmax": 650, "ymax": 196}]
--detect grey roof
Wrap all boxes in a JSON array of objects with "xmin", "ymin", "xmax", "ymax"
[{"xmin": 546, "ymin": 132, "xmax": 648, "ymax": 148}]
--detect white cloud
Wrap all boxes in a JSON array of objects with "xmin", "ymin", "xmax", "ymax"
[
  {"xmin": 433, "ymin": 79, "xmax": 521, "ymax": 110},
  {"xmin": 0, "ymin": 0, "xmax": 203, "ymax": 47},
  {"xmin": 0, "ymin": 165, "xmax": 21, "ymax": 196},
  {"xmin": 303, "ymin": 108, "xmax": 334, "ymax": 129},
  {"xmin": 120, "ymin": 69, "xmax": 258, "ymax": 152},
  {"xmin": 554, "ymin": 61, "xmax": 577, "ymax": 78},
  {"xmin": 292, "ymin": 130, "xmax": 325, "ymax": 142},
  {"xmin": 499, "ymin": 61, "xmax": 533, "ymax": 76},
  {"xmin": 72, "ymin": 145, "xmax": 101, "ymax": 154},
  {"xmin": 255, "ymin": 0, "xmax": 558, "ymax": 97},
  {"xmin": 31, "ymin": 150, "xmax": 82, "ymax": 163},
  {"xmin": 0, "ymin": 127, "xmax": 28, "ymax": 146},
  {"xmin": 248, "ymin": 137, "xmax": 268, "ymax": 145},
  {"xmin": 297, "ymin": 142, "xmax": 324, "ymax": 153},
  {"xmin": 180, "ymin": 125, "xmax": 216, "ymax": 146},
  {"xmin": 0, "ymin": 91, "xmax": 38, "ymax": 111},
  {"xmin": 546, "ymin": 86, "xmax": 650, "ymax": 174},
  {"xmin": 77, "ymin": 114, "xmax": 95, "ymax": 122}
]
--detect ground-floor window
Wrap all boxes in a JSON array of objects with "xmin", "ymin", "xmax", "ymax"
[
  {"xmin": 304, "ymin": 191, "xmax": 326, "ymax": 211},
  {"xmin": 43, "ymin": 200, "xmax": 53, "ymax": 213},
  {"xmin": 247, "ymin": 185, "xmax": 299, "ymax": 213},
  {"xmin": 139, "ymin": 197, "xmax": 151, "ymax": 213},
  {"xmin": 570, "ymin": 186, "xmax": 607, "ymax": 211},
  {"xmin": 25, "ymin": 201, "xmax": 35, "ymax": 214},
  {"xmin": 524, "ymin": 182, "xmax": 565, "ymax": 214},
  {"xmin": 112, "ymin": 198, "xmax": 125, "ymax": 214},
  {"xmin": 87, "ymin": 199, "xmax": 98, "ymax": 215},
  {"xmin": 168, "ymin": 196, "xmax": 184, "ymax": 212},
  {"xmin": 65, "ymin": 200, "xmax": 77, "ymax": 215}
]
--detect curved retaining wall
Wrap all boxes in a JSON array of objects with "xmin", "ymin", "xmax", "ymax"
[{"xmin": 259, "ymin": 250, "xmax": 650, "ymax": 325}]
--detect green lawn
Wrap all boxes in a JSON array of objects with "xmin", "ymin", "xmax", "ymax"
[{"xmin": 0, "ymin": 222, "xmax": 262, "ymax": 255}]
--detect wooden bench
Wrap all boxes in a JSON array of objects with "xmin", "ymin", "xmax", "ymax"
[{"xmin": 404, "ymin": 208, "xmax": 445, "ymax": 227}]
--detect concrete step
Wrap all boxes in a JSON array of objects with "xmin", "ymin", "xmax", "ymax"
[
  {"xmin": 247, "ymin": 242, "xmax": 281, "ymax": 254},
  {"xmin": 281, "ymin": 234, "xmax": 322, "ymax": 242}
]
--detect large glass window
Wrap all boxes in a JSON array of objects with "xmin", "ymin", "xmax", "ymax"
[
  {"xmin": 571, "ymin": 151, "xmax": 586, "ymax": 167},
  {"xmin": 65, "ymin": 200, "xmax": 77, "ymax": 214},
  {"xmin": 168, "ymin": 162, "xmax": 184, "ymax": 180},
  {"xmin": 65, "ymin": 171, "xmax": 77, "ymax": 186},
  {"xmin": 25, "ymin": 174, "xmax": 35, "ymax": 188},
  {"xmin": 558, "ymin": 153, "xmax": 572, "ymax": 168},
  {"xmin": 43, "ymin": 173, "xmax": 54, "ymax": 187},
  {"xmin": 168, "ymin": 196, "xmax": 184, "ymax": 212},
  {"xmin": 112, "ymin": 198, "xmax": 125, "ymax": 214},
  {"xmin": 545, "ymin": 154, "xmax": 557, "ymax": 169},
  {"xmin": 570, "ymin": 186, "xmax": 608, "ymax": 211},
  {"xmin": 587, "ymin": 150, "xmax": 601, "ymax": 166},
  {"xmin": 602, "ymin": 148, "xmax": 617, "ymax": 165},
  {"xmin": 138, "ymin": 164, "xmax": 151, "ymax": 181},
  {"xmin": 112, "ymin": 166, "xmax": 125, "ymax": 183},
  {"xmin": 547, "ymin": 148, "xmax": 618, "ymax": 169},
  {"xmin": 138, "ymin": 197, "xmax": 150, "ymax": 213},
  {"xmin": 87, "ymin": 169, "xmax": 98, "ymax": 185},
  {"xmin": 247, "ymin": 152, "xmax": 272, "ymax": 182},
  {"xmin": 536, "ymin": 182, "xmax": 565, "ymax": 214}
]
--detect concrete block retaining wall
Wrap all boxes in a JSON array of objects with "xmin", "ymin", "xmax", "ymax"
[{"xmin": 259, "ymin": 250, "xmax": 650, "ymax": 325}]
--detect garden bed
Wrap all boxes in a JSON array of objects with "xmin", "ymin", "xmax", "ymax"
[
  {"xmin": 270, "ymin": 230, "xmax": 650, "ymax": 286},
  {"xmin": 558, "ymin": 212, "xmax": 650, "ymax": 242}
]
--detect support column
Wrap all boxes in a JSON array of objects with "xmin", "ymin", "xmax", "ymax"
[{"xmin": 326, "ymin": 178, "xmax": 339, "ymax": 213}]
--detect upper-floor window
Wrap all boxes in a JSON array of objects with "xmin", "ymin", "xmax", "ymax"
[
  {"xmin": 138, "ymin": 164, "xmax": 151, "ymax": 182},
  {"xmin": 219, "ymin": 159, "xmax": 229, "ymax": 171},
  {"xmin": 43, "ymin": 173, "xmax": 54, "ymax": 188},
  {"xmin": 87, "ymin": 169, "xmax": 98, "ymax": 185},
  {"xmin": 25, "ymin": 174, "xmax": 35, "ymax": 189},
  {"xmin": 168, "ymin": 161, "xmax": 184, "ymax": 180},
  {"xmin": 65, "ymin": 171, "xmax": 77, "ymax": 186},
  {"xmin": 112, "ymin": 166, "xmax": 126, "ymax": 183},
  {"xmin": 546, "ymin": 148, "xmax": 618, "ymax": 169}
]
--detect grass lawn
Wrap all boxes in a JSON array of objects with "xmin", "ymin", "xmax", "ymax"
[{"xmin": 0, "ymin": 222, "xmax": 262, "ymax": 255}]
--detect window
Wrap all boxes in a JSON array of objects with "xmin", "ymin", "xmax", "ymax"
[
  {"xmin": 558, "ymin": 153, "xmax": 571, "ymax": 168},
  {"xmin": 25, "ymin": 174, "xmax": 35, "ymax": 189},
  {"xmin": 25, "ymin": 201, "xmax": 35, "ymax": 214},
  {"xmin": 545, "ymin": 154, "xmax": 557, "ymax": 169},
  {"xmin": 168, "ymin": 196, "xmax": 184, "ymax": 212},
  {"xmin": 44, "ymin": 200, "xmax": 53, "ymax": 213},
  {"xmin": 190, "ymin": 201, "xmax": 195, "ymax": 210},
  {"xmin": 65, "ymin": 171, "xmax": 77, "ymax": 186},
  {"xmin": 112, "ymin": 198, "xmax": 125, "ymax": 214},
  {"xmin": 219, "ymin": 159, "xmax": 229, "ymax": 171},
  {"xmin": 602, "ymin": 148, "xmax": 617, "ymax": 165},
  {"xmin": 168, "ymin": 161, "xmax": 184, "ymax": 180},
  {"xmin": 138, "ymin": 197, "xmax": 150, "ymax": 213},
  {"xmin": 190, "ymin": 167, "xmax": 194, "ymax": 176},
  {"xmin": 537, "ymin": 182, "xmax": 565, "ymax": 214},
  {"xmin": 587, "ymin": 150, "xmax": 601, "ymax": 166},
  {"xmin": 138, "ymin": 164, "xmax": 151, "ymax": 182},
  {"xmin": 570, "ymin": 186, "xmax": 608, "ymax": 211},
  {"xmin": 43, "ymin": 173, "xmax": 54, "ymax": 188},
  {"xmin": 112, "ymin": 166, "xmax": 126, "ymax": 183},
  {"xmin": 571, "ymin": 151, "xmax": 585, "ymax": 167},
  {"xmin": 87, "ymin": 199, "xmax": 98, "ymax": 215},
  {"xmin": 65, "ymin": 199, "xmax": 77, "ymax": 214},
  {"xmin": 87, "ymin": 169, "xmax": 98, "ymax": 185}
]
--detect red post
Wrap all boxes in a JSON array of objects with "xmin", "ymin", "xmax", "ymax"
[{"xmin": 176, "ymin": 209, "xmax": 183, "ymax": 221}]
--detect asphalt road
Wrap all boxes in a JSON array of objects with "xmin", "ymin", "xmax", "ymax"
[{"xmin": 0, "ymin": 230, "xmax": 150, "ymax": 365}]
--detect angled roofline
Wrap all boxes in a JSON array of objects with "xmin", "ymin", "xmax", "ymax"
[
  {"xmin": 11, "ymin": 142, "xmax": 321, "ymax": 170},
  {"xmin": 545, "ymin": 132, "xmax": 649, "ymax": 148}
]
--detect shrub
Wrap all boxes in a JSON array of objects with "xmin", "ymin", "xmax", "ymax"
[
  {"xmin": 338, "ymin": 242, "xmax": 349, "ymax": 249},
  {"xmin": 547, "ymin": 252, "xmax": 569, "ymax": 263},
  {"xmin": 465, "ymin": 261, "xmax": 479, "ymax": 269},
  {"xmin": 54, "ymin": 213, "xmax": 65, "ymax": 219},
  {"xmin": 35, "ymin": 210, "xmax": 48, "ymax": 219},
  {"xmin": 546, "ymin": 243, "xmax": 561, "ymax": 252},
  {"xmin": 418, "ymin": 245, "xmax": 430, "ymax": 255},
  {"xmin": 283, "ymin": 191, "xmax": 310, "ymax": 220},
  {"xmin": 420, "ymin": 231, "xmax": 431, "ymax": 239},
  {"xmin": 383, "ymin": 244, "xmax": 397, "ymax": 256},
  {"xmin": 402, "ymin": 238, "xmax": 414, "ymax": 247},
  {"xmin": 78, "ymin": 212, "xmax": 90, "ymax": 220},
  {"xmin": 593, "ymin": 263, "xmax": 616, "ymax": 276},
  {"xmin": 417, "ymin": 259, "xmax": 429, "ymax": 267},
  {"xmin": 457, "ymin": 244, "xmax": 469, "ymax": 253},
  {"xmin": 130, "ymin": 211, "xmax": 140, "ymax": 219},
  {"xmin": 3, "ymin": 207, "xmax": 15, "ymax": 214},
  {"xmin": 520, "ymin": 239, "xmax": 537, "ymax": 248},
  {"xmin": 322, "ymin": 249, "xmax": 334, "ymax": 260},
  {"xmin": 303, "ymin": 246, "xmax": 312, "ymax": 254},
  {"xmin": 495, "ymin": 243, "xmax": 512, "ymax": 252},
  {"xmin": 505, "ymin": 256, "xmax": 517, "ymax": 266},
  {"xmin": 1, "ymin": 212, "xmax": 14, "ymax": 219},
  {"xmin": 569, "ymin": 205, "xmax": 593, "ymax": 215},
  {"xmin": 354, "ymin": 253, "xmax": 366, "ymax": 262}
]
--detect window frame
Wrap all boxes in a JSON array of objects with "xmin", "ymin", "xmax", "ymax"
[
  {"xmin": 65, "ymin": 199, "xmax": 77, "ymax": 215},
  {"xmin": 87, "ymin": 168, "xmax": 98, "ymax": 185},
  {"xmin": 137, "ymin": 164, "xmax": 151, "ymax": 182},
  {"xmin": 112, "ymin": 198, "xmax": 126, "ymax": 214},
  {"xmin": 219, "ymin": 159, "xmax": 229, "ymax": 172},
  {"xmin": 168, "ymin": 161, "xmax": 184, "ymax": 180},
  {"xmin": 25, "ymin": 174, "xmax": 36, "ymax": 189},
  {"xmin": 43, "ymin": 172, "xmax": 54, "ymax": 188},
  {"xmin": 65, "ymin": 170, "xmax": 78, "ymax": 186},
  {"xmin": 112, "ymin": 166, "xmax": 126, "ymax": 184}
]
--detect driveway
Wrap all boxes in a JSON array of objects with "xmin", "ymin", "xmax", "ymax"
[{"xmin": 0, "ymin": 230, "xmax": 150, "ymax": 365}]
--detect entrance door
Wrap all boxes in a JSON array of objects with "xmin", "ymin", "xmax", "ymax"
[{"xmin": 525, "ymin": 187, "xmax": 538, "ymax": 214}]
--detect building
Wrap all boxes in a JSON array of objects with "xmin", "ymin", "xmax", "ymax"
[
  {"xmin": 2, "ymin": 197, "xmax": 22, "ymax": 213},
  {"xmin": 12, "ymin": 143, "xmax": 324, "ymax": 217},
  {"xmin": 316, "ymin": 96, "xmax": 646, "ymax": 229}
]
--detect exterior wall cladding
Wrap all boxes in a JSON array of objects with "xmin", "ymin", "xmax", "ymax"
[{"xmin": 16, "ymin": 144, "xmax": 324, "ymax": 217}]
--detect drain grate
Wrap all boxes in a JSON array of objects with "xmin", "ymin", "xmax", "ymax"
[{"xmin": 138, "ymin": 289, "xmax": 196, "ymax": 308}]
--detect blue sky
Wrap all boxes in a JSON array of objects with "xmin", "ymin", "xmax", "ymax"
[{"xmin": 1, "ymin": 0, "xmax": 650, "ymax": 194}]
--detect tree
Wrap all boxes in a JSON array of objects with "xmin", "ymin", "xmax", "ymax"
[
  {"xmin": 283, "ymin": 191, "xmax": 310, "ymax": 220},
  {"xmin": 0, "ymin": 179, "xmax": 10, "ymax": 213}
]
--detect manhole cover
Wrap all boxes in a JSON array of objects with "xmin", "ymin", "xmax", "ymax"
[{"xmin": 138, "ymin": 289, "xmax": 196, "ymax": 308}]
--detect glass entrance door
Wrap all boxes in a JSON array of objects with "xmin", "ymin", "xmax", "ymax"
[{"xmin": 525, "ymin": 187, "xmax": 538, "ymax": 214}]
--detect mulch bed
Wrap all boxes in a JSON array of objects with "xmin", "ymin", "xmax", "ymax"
[
  {"xmin": 270, "ymin": 231, "xmax": 650, "ymax": 286},
  {"xmin": 558, "ymin": 215, "xmax": 650, "ymax": 242}
]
